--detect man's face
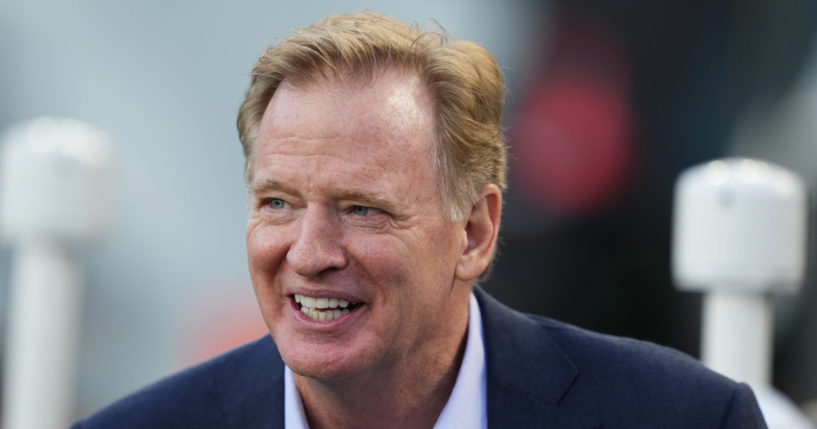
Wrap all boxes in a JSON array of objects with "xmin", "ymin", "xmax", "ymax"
[{"xmin": 246, "ymin": 69, "xmax": 471, "ymax": 381}]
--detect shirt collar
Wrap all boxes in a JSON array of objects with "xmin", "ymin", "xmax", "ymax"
[
  {"xmin": 284, "ymin": 292, "xmax": 487, "ymax": 429},
  {"xmin": 433, "ymin": 292, "xmax": 488, "ymax": 429},
  {"xmin": 283, "ymin": 357, "xmax": 308, "ymax": 429}
]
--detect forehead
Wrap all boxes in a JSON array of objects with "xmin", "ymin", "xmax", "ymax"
[
  {"xmin": 256, "ymin": 68, "xmax": 436, "ymax": 168},
  {"xmin": 252, "ymin": 68, "xmax": 439, "ymax": 197},
  {"xmin": 266, "ymin": 69, "xmax": 433, "ymax": 142}
]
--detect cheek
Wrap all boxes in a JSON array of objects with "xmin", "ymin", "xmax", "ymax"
[
  {"xmin": 246, "ymin": 226, "xmax": 287, "ymax": 280},
  {"xmin": 412, "ymin": 231, "xmax": 464, "ymax": 294},
  {"xmin": 352, "ymin": 235, "xmax": 415, "ymax": 284},
  {"xmin": 246, "ymin": 228, "xmax": 289, "ymax": 326}
]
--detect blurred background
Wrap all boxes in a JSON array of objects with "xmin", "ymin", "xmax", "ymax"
[{"xmin": 0, "ymin": 0, "xmax": 815, "ymax": 423}]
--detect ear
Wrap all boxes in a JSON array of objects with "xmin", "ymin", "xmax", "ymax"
[{"xmin": 455, "ymin": 184, "xmax": 502, "ymax": 281}]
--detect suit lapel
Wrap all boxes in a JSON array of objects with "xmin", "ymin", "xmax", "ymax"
[
  {"xmin": 213, "ymin": 335, "xmax": 285, "ymax": 429},
  {"xmin": 475, "ymin": 289, "xmax": 598, "ymax": 428}
]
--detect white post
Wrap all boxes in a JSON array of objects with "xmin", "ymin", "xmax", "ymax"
[
  {"xmin": 0, "ymin": 118, "xmax": 112, "ymax": 429},
  {"xmin": 5, "ymin": 243, "xmax": 84, "ymax": 429},
  {"xmin": 672, "ymin": 158, "xmax": 812, "ymax": 428},
  {"xmin": 700, "ymin": 290, "xmax": 773, "ymax": 388}
]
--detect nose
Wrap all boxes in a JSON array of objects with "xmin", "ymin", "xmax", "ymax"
[{"xmin": 286, "ymin": 206, "xmax": 348, "ymax": 277}]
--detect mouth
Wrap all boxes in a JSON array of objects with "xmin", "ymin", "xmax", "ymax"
[{"xmin": 293, "ymin": 294, "xmax": 363, "ymax": 322}]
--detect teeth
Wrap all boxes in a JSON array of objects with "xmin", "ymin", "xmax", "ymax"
[
  {"xmin": 302, "ymin": 308, "xmax": 349, "ymax": 321},
  {"xmin": 303, "ymin": 296, "xmax": 316, "ymax": 308},
  {"xmin": 294, "ymin": 294, "xmax": 357, "ymax": 321}
]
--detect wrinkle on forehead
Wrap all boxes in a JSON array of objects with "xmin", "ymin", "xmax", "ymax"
[{"xmin": 254, "ymin": 150, "xmax": 397, "ymax": 189}]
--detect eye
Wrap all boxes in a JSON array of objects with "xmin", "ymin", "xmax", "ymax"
[
  {"xmin": 351, "ymin": 205, "xmax": 381, "ymax": 216},
  {"xmin": 266, "ymin": 198, "xmax": 289, "ymax": 209}
]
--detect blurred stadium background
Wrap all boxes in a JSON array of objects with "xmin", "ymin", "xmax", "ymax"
[{"xmin": 0, "ymin": 0, "xmax": 815, "ymax": 422}]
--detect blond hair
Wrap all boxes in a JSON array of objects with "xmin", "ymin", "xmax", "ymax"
[{"xmin": 237, "ymin": 11, "xmax": 506, "ymax": 222}]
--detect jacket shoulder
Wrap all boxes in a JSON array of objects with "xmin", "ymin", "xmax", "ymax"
[
  {"xmin": 72, "ymin": 335, "xmax": 284, "ymax": 429},
  {"xmin": 476, "ymin": 289, "xmax": 766, "ymax": 428},
  {"xmin": 540, "ymin": 317, "xmax": 765, "ymax": 427}
]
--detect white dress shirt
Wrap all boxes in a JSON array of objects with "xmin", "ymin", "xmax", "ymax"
[{"xmin": 284, "ymin": 293, "xmax": 487, "ymax": 429}]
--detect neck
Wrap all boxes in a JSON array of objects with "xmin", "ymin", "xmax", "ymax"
[{"xmin": 294, "ymin": 300, "xmax": 469, "ymax": 429}]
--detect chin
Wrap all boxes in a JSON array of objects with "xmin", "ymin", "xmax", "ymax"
[
  {"xmin": 283, "ymin": 348, "xmax": 369, "ymax": 382},
  {"xmin": 272, "ymin": 330, "xmax": 367, "ymax": 381}
]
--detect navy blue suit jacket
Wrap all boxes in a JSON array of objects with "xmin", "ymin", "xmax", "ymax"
[{"xmin": 73, "ymin": 289, "xmax": 767, "ymax": 428}]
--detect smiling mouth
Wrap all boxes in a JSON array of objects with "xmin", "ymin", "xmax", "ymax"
[{"xmin": 294, "ymin": 294, "xmax": 362, "ymax": 321}]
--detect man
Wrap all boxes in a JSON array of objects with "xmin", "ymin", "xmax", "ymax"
[{"xmin": 73, "ymin": 12, "xmax": 767, "ymax": 428}]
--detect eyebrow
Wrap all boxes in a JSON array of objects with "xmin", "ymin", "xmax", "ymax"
[
  {"xmin": 248, "ymin": 178, "xmax": 294, "ymax": 196},
  {"xmin": 335, "ymin": 189, "xmax": 401, "ymax": 213},
  {"xmin": 248, "ymin": 178, "xmax": 401, "ymax": 213}
]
